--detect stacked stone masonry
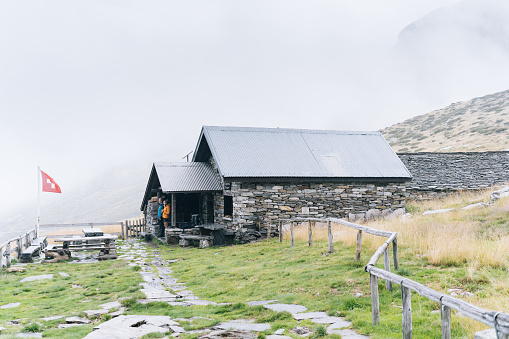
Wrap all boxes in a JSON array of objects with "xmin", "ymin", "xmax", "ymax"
[
  {"xmin": 224, "ymin": 182, "xmax": 406, "ymax": 228},
  {"xmin": 399, "ymin": 152, "xmax": 509, "ymax": 200}
]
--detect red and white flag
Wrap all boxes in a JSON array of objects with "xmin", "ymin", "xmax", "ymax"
[{"xmin": 40, "ymin": 170, "xmax": 62, "ymax": 193}]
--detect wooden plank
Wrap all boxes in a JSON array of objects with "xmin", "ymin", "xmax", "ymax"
[
  {"xmin": 290, "ymin": 221, "xmax": 295, "ymax": 247},
  {"xmin": 393, "ymin": 237, "xmax": 400, "ymax": 270},
  {"xmin": 54, "ymin": 235, "xmax": 117, "ymax": 242},
  {"xmin": 355, "ymin": 230, "xmax": 362, "ymax": 261},
  {"xmin": 384, "ymin": 247, "xmax": 392, "ymax": 291},
  {"xmin": 308, "ymin": 221, "xmax": 313, "ymax": 247},
  {"xmin": 370, "ymin": 273, "xmax": 379, "ymax": 325},
  {"xmin": 367, "ymin": 232, "xmax": 398, "ymax": 267},
  {"xmin": 402, "ymin": 285, "xmax": 412, "ymax": 339},
  {"xmin": 328, "ymin": 220, "xmax": 334, "ymax": 253},
  {"xmin": 441, "ymin": 304, "xmax": 451, "ymax": 339}
]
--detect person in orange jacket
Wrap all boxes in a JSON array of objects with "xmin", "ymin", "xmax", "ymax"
[{"xmin": 162, "ymin": 199, "xmax": 171, "ymax": 229}]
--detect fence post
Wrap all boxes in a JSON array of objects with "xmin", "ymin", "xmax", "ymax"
[
  {"xmin": 127, "ymin": 220, "xmax": 131, "ymax": 238},
  {"xmin": 279, "ymin": 221, "xmax": 283, "ymax": 243},
  {"xmin": 0, "ymin": 246, "xmax": 3, "ymax": 268},
  {"xmin": 121, "ymin": 222, "xmax": 125, "ymax": 240},
  {"xmin": 355, "ymin": 230, "xmax": 362, "ymax": 261},
  {"xmin": 6, "ymin": 241, "xmax": 11, "ymax": 267},
  {"xmin": 136, "ymin": 220, "xmax": 140, "ymax": 238},
  {"xmin": 17, "ymin": 238, "xmax": 22, "ymax": 259},
  {"xmin": 402, "ymin": 285, "xmax": 412, "ymax": 339},
  {"xmin": 393, "ymin": 236, "xmax": 400, "ymax": 270},
  {"xmin": 308, "ymin": 221, "xmax": 313, "ymax": 247},
  {"xmin": 384, "ymin": 247, "xmax": 393, "ymax": 291},
  {"xmin": 290, "ymin": 221, "xmax": 295, "ymax": 247},
  {"xmin": 441, "ymin": 303, "xmax": 451, "ymax": 339},
  {"xmin": 143, "ymin": 217, "xmax": 147, "ymax": 232},
  {"xmin": 328, "ymin": 220, "xmax": 334, "ymax": 253},
  {"xmin": 370, "ymin": 273, "xmax": 379, "ymax": 325},
  {"xmin": 267, "ymin": 224, "xmax": 271, "ymax": 242}
]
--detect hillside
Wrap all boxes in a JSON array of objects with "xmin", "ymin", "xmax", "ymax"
[{"xmin": 381, "ymin": 89, "xmax": 509, "ymax": 152}]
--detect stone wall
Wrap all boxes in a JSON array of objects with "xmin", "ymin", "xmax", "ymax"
[
  {"xmin": 398, "ymin": 152, "xmax": 509, "ymax": 200},
  {"xmin": 226, "ymin": 182, "xmax": 407, "ymax": 228}
]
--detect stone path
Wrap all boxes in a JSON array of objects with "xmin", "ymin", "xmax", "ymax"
[{"xmin": 95, "ymin": 239, "xmax": 367, "ymax": 338}]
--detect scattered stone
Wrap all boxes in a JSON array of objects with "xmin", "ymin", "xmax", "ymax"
[
  {"xmin": 489, "ymin": 187, "xmax": 509, "ymax": 204},
  {"xmin": 7, "ymin": 267, "xmax": 25, "ymax": 273},
  {"xmin": 170, "ymin": 325, "xmax": 186, "ymax": 333},
  {"xmin": 216, "ymin": 323, "xmax": 271, "ymax": 332},
  {"xmin": 462, "ymin": 202, "xmax": 487, "ymax": 210},
  {"xmin": 330, "ymin": 328, "xmax": 369, "ymax": 338},
  {"xmin": 447, "ymin": 288, "xmax": 462, "ymax": 293},
  {"xmin": 41, "ymin": 315, "xmax": 64, "ymax": 321},
  {"xmin": 354, "ymin": 293, "xmax": 363, "ymax": 298},
  {"xmin": 450, "ymin": 292, "xmax": 459, "ymax": 297},
  {"xmin": 83, "ymin": 309, "xmax": 109, "ymax": 318},
  {"xmin": 326, "ymin": 320, "xmax": 352, "ymax": 333},
  {"xmin": 247, "ymin": 300, "xmax": 277, "ymax": 306},
  {"xmin": 0, "ymin": 326, "xmax": 6, "ymax": 333},
  {"xmin": 1, "ymin": 302, "xmax": 21, "ymax": 309},
  {"xmin": 474, "ymin": 328, "xmax": 497, "ymax": 339},
  {"xmin": 20, "ymin": 274, "xmax": 53, "ymax": 282},
  {"xmin": 58, "ymin": 272, "xmax": 70, "ymax": 277},
  {"xmin": 293, "ymin": 312, "xmax": 328, "ymax": 320},
  {"xmin": 86, "ymin": 315, "xmax": 176, "ymax": 339},
  {"xmin": 198, "ymin": 329, "xmax": 257, "ymax": 339},
  {"xmin": 312, "ymin": 316, "xmax": 347, "ymax": 324},
  {"xmin": 58, "ymin": 323, "xmax": 84, "ymax": 329},
  {"xmin": 423, "ymin": 208, "xmax": 455, "ymax": 215},
  {"xmin": 263, "ymin": 303, "xmax": 307, "ymax": 314},
  {"xmin": 109, "ymin": 307, "xmax": 125, "ymax": 318},
  {"xmin": 290, "ymin": 327, "xmax": 312, "ymax": 336},
  {"xmin": 71, "ymin": 285, "xmax": 82, "ymax": 289},
  {"xmin": 66, "ymin": 316, "xmax": 91, "ymax": 324},
  {"xmin": 274, "ymin": 329, "xmax": 285, "ymax": 335},
  {"xmin": 461, "ymin": 291, "xmax": 475, "ymax": 297},
  {"xmin": 266, "ymin": 336, "xmax": 293, "ymax": 339},
  {"xmin": 99, "ymin": 301, "xmax": 122, "ymax": 310},
  {"xmin": 16, "ymin": 333, "xmax": 42, "ymax": 338},
  {"xmin": 7, "ymin": 319, "xmax": 23, "ymax": 325}
]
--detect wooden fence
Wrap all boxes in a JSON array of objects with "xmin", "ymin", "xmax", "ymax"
[
  {"xmin": 121, "ymin": 217, "xmax": 146, "ymax": 240},
  {"xmin": 276, "ymin": 217, "xmax": 509, "ymax": 339},
  {"xmin": 0, "ymin": 229, "xmax": 37, "ymax": 268}
]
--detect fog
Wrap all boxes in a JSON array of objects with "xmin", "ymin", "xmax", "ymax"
[{"xmin": 1, "ymin": 0, "xmax": 508, "ymax": 226}]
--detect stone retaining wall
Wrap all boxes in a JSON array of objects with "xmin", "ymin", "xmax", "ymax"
[
  {"xmin": 225, "ymin": 182, "xmax": 407, "ymax": 228},
  {"xmin": 398, "ymin": 151, "xmax": 509, "ymax": 200}
]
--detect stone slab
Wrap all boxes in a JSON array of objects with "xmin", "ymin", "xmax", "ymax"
[
  {"xmin": 41, "ymin": 315, "xmax": 64, "ymax": 321},
  {"xmin": 58, "ymin": 323, "xmax": 84, "ymax": 329},
  {"xmin": 327, "ymin": 320, "xmax": 353, "ymax": 332},
  {"xmin": 87, "ymin": 315, "xmax": 178, "ymax": 338},
  {"xmin": 20, "ymin": 274, "xmax": 54, "ymax": 282},
  {"xmin": 99, "ymin": 301, "xmax": 122, "ymax": 310},
  {"xmin": 58, "ymin": 272, "xmax": 70, "ymax": 277},
  {"xmin": 247, "ymin": 300, "xmax": 278, "ymax": 306},
  {"xmin": 292, "ymin": 312, "xmax": 328, "ymax": 320},
  {"xmin": 170, "ymin": 325, "xmax": 186, "ymax": 333},
  {"xmin": 312, "ymin": 316, "xmax": 347, "ymax": 324},
  {"xmin": 216, "ymin": 322, "xmax": 271, "ymax": 332},
  {"xmin": 474, "ymin": 329, "xmax": 497, "ymax": 339},
  {"xmin": 266, "ymin": 336, "xmax": 293, "ymax": 339},
  {"xmin": 199, "ymin": 330, "xmax": 257, "ymax": 339},
  {"xmin": 16, "ymin": 333, "xmax": 43, "ymax": 338},
  {"xmin": 263, "ymin": 304, "xmax": 307, "ymax": 314},
  {"xmin": 83, "ymin": 309, "xmax": 109, "ymax": 317},
  {"xmin": 1, "ymin": 302, "xmax": 21, "ymax": 309},
  {"xmin": 66, "ymin": 316, "xmax": 91, "ymax": 324},
  {"xmin": 327, "ymin": 329, "xmax": 369, "ymax": 338}
]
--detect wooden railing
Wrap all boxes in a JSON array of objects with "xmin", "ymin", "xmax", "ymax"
[
  {"xmin": 276, "ymin": 217, "xmax": 509, "ymax": 338},
  {"xmin": 0, "ymin": 229, "xmax": 37, "ymax": 268}
]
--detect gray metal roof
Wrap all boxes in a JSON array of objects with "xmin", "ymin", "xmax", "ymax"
[
  {"xmin": 195, "ymin": 126, "xmax": 412, "ymax": 179},
  {"xmin": 155, "ymin": 162, "xmax": 222, "ymax": 192}
]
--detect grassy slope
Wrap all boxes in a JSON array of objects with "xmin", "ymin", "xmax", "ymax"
[
  {"xmin": 381, "ymin": 89, "xmax": 509, "ymax": 152},
  {"xmin": 1, "ymin": 192, "xmax": 507, "ymax": 338}
]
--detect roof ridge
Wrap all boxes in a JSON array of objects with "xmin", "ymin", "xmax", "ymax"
[{"xmin": 203, "ymin": 125, "xmax": 380, "ymax": 135}]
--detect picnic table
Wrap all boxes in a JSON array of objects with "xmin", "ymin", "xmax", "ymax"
[
  {"xmin": 53, "ymin": 235, "xmax": 117, "ymax": 260},
  {"xmin": 194, "ymin": 224, "xmax": 225, "ymax": 246}
]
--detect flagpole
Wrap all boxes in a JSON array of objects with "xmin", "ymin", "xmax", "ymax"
[{"xmin": 37, "ymin": 166, "xmax": 41, "ymax": 238}]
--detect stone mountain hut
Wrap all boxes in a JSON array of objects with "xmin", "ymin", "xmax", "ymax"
[{"xmin": 140, "ymin": 126, "xmax": 412, "ymax": 230}]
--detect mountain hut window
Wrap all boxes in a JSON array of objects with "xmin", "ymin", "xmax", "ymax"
[{"xmin": 224, "ymin": 195, "xmax": 233, "ymax": 218}]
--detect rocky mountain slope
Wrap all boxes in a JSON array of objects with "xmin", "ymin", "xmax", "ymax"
[{"xmin": 381, "ymin": 89, "xmax": 509, "ymax": 152}]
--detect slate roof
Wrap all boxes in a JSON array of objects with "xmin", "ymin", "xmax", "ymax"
[{"xmin": 193, "ymin": 126, "xmax": 412, "ymax": 180}]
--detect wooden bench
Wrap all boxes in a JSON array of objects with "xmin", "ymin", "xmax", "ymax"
[
  {"xmin": 19, "ymin": 236, "xmax": 48, "ymax": 263},
  {"xmin": 179, "ymin": 234, "xmax": 213, "ymax": 248}
]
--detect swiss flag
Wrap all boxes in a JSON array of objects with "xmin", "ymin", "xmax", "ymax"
[{"xmin": 41, "ymin": 170, "xmax": 62, "ymax": 193}]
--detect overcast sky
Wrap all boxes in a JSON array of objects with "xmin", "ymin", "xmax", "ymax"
[{"xmin": 1, "ymin": 0, "xmax": 508, "ymax": 220}]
